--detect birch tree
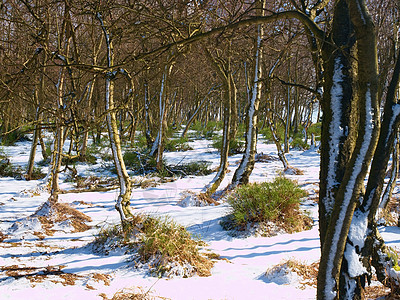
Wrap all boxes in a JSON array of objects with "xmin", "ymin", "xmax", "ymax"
[
  {"xmin": 97, "ymin": 12, "xmax": 133, "ymax": 224},
  {"xmin": 203, "ymin": 44, "xmax": 235, "ymax": 195},
  {"xmin": 231, "ymin": 0, "xmax": 265, "ymax": 187}
]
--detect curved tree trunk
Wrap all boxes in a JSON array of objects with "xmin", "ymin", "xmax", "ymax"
[
  {"xmin": 231, "ymin": 1, "xmax": 265, "ymax": 187},
  {"xmin": 206, "ymin": 82, "xmax": 231, "ymax": 195},
  {"xmin": 181, "ymin": 87, "xmax": 213, "ymax": 138},
  {"xmin": 203, "ymin": 46, "xmax": 233, "ymax": 195},
  {"xmin": 98, "ymin": 13, "xmax": 133, "ymax": 224},
  {"xmin": 150, "ymin": 62, "xmax": 173, "ymax": 171}
]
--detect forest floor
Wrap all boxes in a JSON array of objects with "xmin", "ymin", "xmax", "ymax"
[{"xmin": 0, "ymin": 134, "xmax": 397, "ymax": 299}]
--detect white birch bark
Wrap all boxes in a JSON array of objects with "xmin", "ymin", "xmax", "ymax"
[
  {"xmin": 97, "ymin": 13, "xmax": 132, "ymax": 222},
  {"xmin": 231, "ymin": 2, "xmax": 264, "ymax": 187}
]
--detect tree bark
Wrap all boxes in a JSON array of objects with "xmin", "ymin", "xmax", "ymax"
[
  {"xmin": 318, "ymin": 0, "xmax": 380, "ymax": 298},
  {"xmin": 230, "ymin": 0, "xmax": 265, "ymax": 187},
  {"xmin": 97, "ymin": 12, "xmax": 133, "ymax": 224}
]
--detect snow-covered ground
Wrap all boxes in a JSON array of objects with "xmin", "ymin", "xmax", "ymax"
[{"xmin": 0, "ymin": 136, "xmax": 398, "ymax": 299}]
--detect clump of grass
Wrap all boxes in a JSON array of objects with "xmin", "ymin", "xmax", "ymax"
[
  {"xmin": 104, "ymin": 287, "xmax": 167, "ymax": 300},
  {"xmin": 93, "ymin": 214, "xmax": 213, "ymax": 278},
  {"xmin": 291, "ymin": 137, "xmax": 310, "ymax": 150},
  {"xmin": 211, "ymin": 137, "xmax": 245, "ymax": 155},
  {"xmin": 123, "ymin": 151, "xmax": 144, "ymax": 169},
  {"xmin": 29, "ymin": 166, "xmax": 46, "ymax": 180},
  {"xmin": 171, "ymin": 161, "xmax": 213, "ymax": 176},
  {"xmin": 387, "ymin": 247, "xmax": 400, "ymax": 271},
  {"xmin": 164, "ymin": 137, "xmax": 193, "ymax": 152},
  {"xmin": 189, "ymin": 120, "xmax": 222, "ymax": 139},
  {"xmin": 0, "ymin": 128, "xmax": 29, "ymax": 146},
  {"xmin": 307, "ymin": 122, "xmax": 321, "ymax": 141},
  {"xmin": 265, "ymin": 259, "xmax": 318, "ymax": 288},
  {"xmin": 0, "ymin": 151, "xmax": 37, "ymax": 179},
  {"xmin": 222, "ymin": 176, "xmax": 312, "ymax": 235}
]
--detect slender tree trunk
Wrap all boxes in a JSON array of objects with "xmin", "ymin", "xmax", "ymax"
[
  {"xmin": 144, "ymin": 80, "xmax": 153, "ymax": 148},
  {"xmin": 150, "ymin": 62, "xmax": 173, "ymax": 172},
  {"xmin": 207, "ymin": 81, "xmax": 231, "ymax": 195},
  {"xmin": 26, "ymin": 103, "xmax": 40, "ymax": 180},
  {"xmin": 231, "ymin": 0, "xmax": 265, "ymax": 187},
  {"xmin": 181, "ymin": 87, "xmax": 213, "ymax": 138},
  {"xmin": 203, "ymin": 47, "xmax": 233, "ymax": 195},
  {"xmin": 98, "ymin": 13, "xmax": 133, "ymax": 224},
  {"xmin": 80, "ymin": 80, "xmax": 95, "ymax": 159}
]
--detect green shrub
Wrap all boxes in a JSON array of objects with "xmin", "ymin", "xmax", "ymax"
[
  {"xmin": 307, "ymin": 122, "xmax": 321, "ymax": 141},
  {"xmin": 123, "ymin": 151, "xmax": 143, "ymax": 168},
  {"xmin": 291, "ymin": 137, "xmax": 310, "ymax": 150},
  {"xmin": 133, "ymin": 134, "xmax": 148, "ymax": 149},
  {"xmin": 164, "ymin": 137, "xmax": 193, "ymax": 152},
  {"xmin": 62, "ymin": 154, "xmax": 97, "ymax": 166},
  {"xmin": 93, "ymin": 214, "xmax": 213, "ymax": 277},
  {"xmin": 211, "ymin": 137, "xmax": 245, "ymax": 155},
  {"xmin": 259, "ymin": 124, "xmax": 285, "ymax": 143},
  {"xmin": 224, "ymin": 177, "xmax": 311, "ymax": 234},
  {"xmin": 30, "ymin": 166, "xmax": 46, "ymax": 180},
  {"xmin": 0, "ymin": 128, "xmax": 28, "ymax": 146},
  {"xmin": 170, "ymin": 161, "xmax": 212, "ymax": 176},
  {"xmin": 387, "ymin": 247, "xmax": 400, "ymax": 271},
  {"xmin": 189, "ymin": 120, "xmax": 222, "ymax": 139}
]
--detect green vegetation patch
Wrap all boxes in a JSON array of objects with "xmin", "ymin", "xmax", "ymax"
[
  {"xmin": 189, "ymin": 120, "xmax": 222, "ymax": 139},
  {"xmin": 211, "ymin": 137, "xmax": 245, "ymax": 155},
  {"xmin": 92, "ymin": 214, "xmax": 214, "ymax": 278},
  {"xmin": 221, "ymin": 177, "xmax": 312, "ymax": 236},
  {"xmin": 164, "ymin": 136, "xmax": 193, "ymax": 152}
]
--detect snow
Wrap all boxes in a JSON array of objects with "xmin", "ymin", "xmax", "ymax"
[
  {"xmin": 326, "ymin": 57, "xmax": 345, "ymax": 215},
  {"xmin": 0, "ymin": 136, "xmax": 398, "ymax": 300},
  {"xmin": 325, "ymin": 85, "xmax": 376, "ymax": 300},
  {"xmin": 386, "ymin": 104, "xmax": 400, "ymax": 146}
]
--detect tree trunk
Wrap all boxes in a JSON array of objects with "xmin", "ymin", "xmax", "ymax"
[
  {"xmin": 231, "ymin": 0, "xmax": 265, "ymax": 187},
  {"xmin": 203, "ymin": 46, "xmax": 233, "ymax": 195},
  {"xmin": 26, "ymin": 104, "xmax": 40, "ymax": 180},
  {"xmin": 98, "ymin": 12, "xmax": 133, "ymax": 224},
  {"xmin": 181, "ymin": 87, "xmax": 213, "ymax": 138},
  {"xmin": 206, "ymin": 81, "xmax": 231, "ymax": 195},
  {"xmin": 317, "ymin": 0, "xmax": 380, "ymax": 298},
  {"xmin": 150, "ymin": 62, "xmax": 173, "ymax": 171}
]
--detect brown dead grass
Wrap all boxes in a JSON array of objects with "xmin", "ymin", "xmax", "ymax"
[
  {"xmin": 76, "ymin": 176, "xmax": 119, "ymax": 189},
  {"xmin": 139, "ymin": 179, "xmax": 159, "ymax": 189},
  {"xmin": 255, "ymin": 153, "xmax": 279, "ymax": 163},
  {"xmin": 91, "ymin": 273, "xmax": 111, "ymax": 286},
  {"xmin": 0, "ymin": 231, "xmax": 7, "ymax": 242},
  {"xmin": 1, "ymin": 264, "xmax": 79, "ymax": 286},
  {"xmin": 365, "ymin": 284, "xmax": 392, "ymax": 299},
  {"xmin": 378, "ymin": 197, "xmax": 399, "ymax": 226},
  {"xmin": 34, "ymin": 200, "xmax": 92, "ymax": 236},
  {"xmin": 267, "ymin": 259, "xmax": 318, "ymax": 289},
  {"xmin": 101, "ymin": 287, "xmax": 171, "ymax": 300},
  {"xmin": 284, "ymin": 166, "xmax": 304, "ymax": 175}
]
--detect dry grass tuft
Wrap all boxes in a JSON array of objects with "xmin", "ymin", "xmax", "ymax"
[
  {"xmin": 255, "ymin": 153, "xmax": 279, "ymax": 163},
  {"xmin": 0, "ymin": 231, "xmax": 7, "ymax": 242},
  {"xmin": 1, "ymin": 264, "xmax": 80, "ymax": 286},
  {"xmin": 283, "ymin": 166, "xmax": 304, "ymax": 175},
  {"xmin": 365, "ymin": 284, "xmax": 391, "ymax": 299},
  {"xmin": 33, "ymin": 199, "xmax": 92, "ymax": 235},
  {"xmin": 178, "ymin": 191, "xmax": 220, "ymax": 207},
  {"xmin": 75, "ymin": 176, "xmax": 118, "ymax": 190},
  {"xmin": 265, "ymin": 259, "xmax": 318, "ymax": 288},
  {"xmin": 91, "ymin": 273, "xmax": 112, "ymax": 286},
  {"xmin": 100, "ymin": 287, "xmax": 170, "ymax": 300},
  {"xmin": 377, "ymin": 197, "xmax": 399, "ymax": 226},
  {"xmin": 93, "ymin": 214, "xmax": 214, "ymax": 278}
]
